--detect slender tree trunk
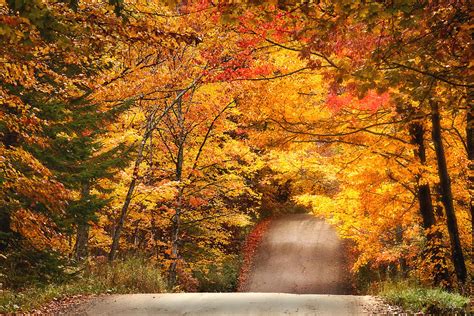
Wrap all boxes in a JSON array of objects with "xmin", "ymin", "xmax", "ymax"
[
  {"xmin": 168, "ymin": 191, "xmax": 182, "ymax": 287},
  {"xmin": 167, "ymin": 99, "xmax": 233, "ymax": 286},
  {"xmin": 168, "ymin": 96, "xmax": 184, "ymax": 287},
  {"xmin": 109, "ymin": 114, "xmax": 153, "ymax": 262},
  {"xmin": 168, "ymin": 182, "xmax": 183, "ymax": 287},
  {"xmin": 466, "ymin": 89, "xmax": 473, "ymax": 242},
  {"xmin": 0, "ymin": 207, "xmax": 11, "ymax": 251},
  {"xmin": 1, "ymin": 134, "xmax": 18, "ymax": 252},
  {"xmin": 74, "ymin": 183, "xmax": 91, "ymax": 260},
  {"xmin": 431, "ymin": 101, "xmax": 467, "ymax": 283},
  {"xmin": 108, "ymin": 89, "xmax": 189, "ymax": 262},
  {"xmin": 409, "ymin": 121, "xmax": 449, "ymax": 285}
]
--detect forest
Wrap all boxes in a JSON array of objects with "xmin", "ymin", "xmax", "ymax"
[{"xmin": 0, "ymin": 0, "xmax": 472, "ymax": 313}]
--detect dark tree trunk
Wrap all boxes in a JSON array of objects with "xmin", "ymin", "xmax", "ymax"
[
  {"xmin": 466, "ymin": 89, "xmax": 473, "ymax": 242},
  {"xmin": 410, "ymin": 122, "xmax": 436, "ymax": 228},
  {"xmin": 74, "ymin": 184, "xmax": 91, "ymax": 260},
  {"xmin": 1, "ymin": 131, "xmax": 18, "ymax": 252},
  {"xmin": 74, "ymin": 222, "xmax": 90, "ymax": 260},
  {"xmin": 431, "ymin": 101, "xmax": 467, "ymax": 284},
  {"xmin": 0, "ymin": 207, "xmax": 11, "ymax": 251},
  {"xmin": 168, "ymin": 194, "xmax": 181, "ymax": 287},
  {"xmin": 169, "ymin": 96, "xmax": 184, "ymax": 288},
  {"xmin": 409, "ymin": 121, "xmax": 450, "ymax": 285}
]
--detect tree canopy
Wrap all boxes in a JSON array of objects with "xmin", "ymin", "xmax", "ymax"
[{"xmin": 0, "ymin": 0, "xmax": 472, "ymax": 292}]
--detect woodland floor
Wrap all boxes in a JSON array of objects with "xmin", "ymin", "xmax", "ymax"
[{"xmin": 64, "ymin": 213, "xmax": 398, "ymax": 315}]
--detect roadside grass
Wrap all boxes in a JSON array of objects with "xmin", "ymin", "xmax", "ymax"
[
  {"xmin": 377, "ymin": 280, "xmax": 470, "ymax": 314},
  {"xmin": 0, "ymin": 257, "xmax": 166, "ymax": 313}
]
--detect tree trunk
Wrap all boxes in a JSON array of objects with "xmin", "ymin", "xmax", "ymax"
[
  {"xmin": 168, "ymin": 183, "xmax": 183, "ymax": 287},
  {"xmin": 168, "ymin": 95, "xmax": 184, "ymax": 287},
  {"xmin": 410, "ymin": 122, "xmax": 436, "ymax": 228},
  {"xmin": 108, "ymin": 90, "xmax": 188, "ymax": 262},
  {"xmin": 74, "ymin": 183, "xmax": 91, "ymax": 260},
  {"xmin": 74, "ymin": 222, "xmax": 90, "ymax": 260},
  {"xmin": 431, "ymin": 101, "xmax": 467, "ymax": 284},
  {"xmin": 1, "ymin": 133, "xmax": 18, "ymax": 252},
  {"xmin": 409, "ymin": 121, "xmax": 449, "ymax": 285},
  {"xmin": 466, "ymin": 89, "xmax": 473, "ymax": 243},
  {"xmin": 168, "ymin": 198, "xmax": 181, "ymax": 287},
  {"xmin": 109, "ymin": 114, "xmax": 153, "ymax": 261},
  {"xmin": 0, "ymin": 207, "xmax": 11, "ymax": 251}
]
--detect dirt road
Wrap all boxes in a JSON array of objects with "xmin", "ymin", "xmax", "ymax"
[
  {"xmin": 71, "ymin": 214, "xmax": 381, "ymax": 315},
  {"xmin": 72, "ymin": 293, "xmax": 377, "ymax": 315},
  {"xmin": 245, "ymin": 213, "xmax": 352, "ymax": 294}
]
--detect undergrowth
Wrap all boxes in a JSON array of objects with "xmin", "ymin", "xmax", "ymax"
[
  {"xmin": 0, "ymin": 257, "xmax": 166, "ymax": 313},
  {"xmin": 194, "ymin": 256, "xmax": 241, "ymax": 292},
  {"xmin": 377, "ymin": 280, "xmax": 470, "ymax": 314}
]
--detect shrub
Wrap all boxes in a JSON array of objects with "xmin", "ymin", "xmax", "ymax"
[
  {"xmin": 194, "ymin": 256, "xmax": 241, "ymax": 292},
  {"xmin": 88, "ymin": 256, "xmax": 166, "ymax": 293},
  {"xmin": 177, "ymin": 263, "xmax": 199, "ymax": 292}
]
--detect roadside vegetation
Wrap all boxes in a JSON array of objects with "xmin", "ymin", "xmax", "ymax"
[
  {"xmin": 0, "ymin": 256, "xmax": 166, "ymax": 313},
  {"xmin": 377, "ymin": 280, "xmax": 470, "ymax": 314},
  {"xmin": 349, "ymin": 244, "xmax": 471, "ymax": 313}
]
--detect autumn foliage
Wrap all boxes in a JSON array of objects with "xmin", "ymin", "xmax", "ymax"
[
  {"xmin": 237, "ymin": 218, "xmax": 271, "ymax": 291},
  {"xmin": 0, "ymin": 0, "xmax": 471, "ymax": 297}
]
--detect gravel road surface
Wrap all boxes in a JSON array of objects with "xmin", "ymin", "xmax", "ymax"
[
  {"xmin": 73, "ymin": 293, "xmax": 377, "ymax": 315},
  {"xmin": 71, "ymin": 214, "xmax": 381, "ymax": 315},
  {"xmin": 245, "ymin": 213, "xmax": 352, "ymax": 294}
]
